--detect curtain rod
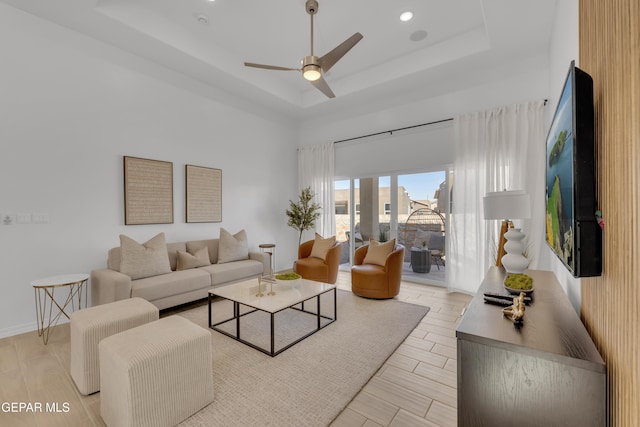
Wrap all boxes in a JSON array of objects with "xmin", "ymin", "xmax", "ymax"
[
  {"xmin": 333, "ymin": 118, "xmax": 454, "ymax": 144},
  {"xmin": 333, "ymin": 99, "xmax": 549, "ymax": 145}
]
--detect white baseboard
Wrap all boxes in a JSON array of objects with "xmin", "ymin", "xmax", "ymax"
[
  {"xmin": 0, "ymin": 322, "xmax": 37, "ymax": 339},
  {"xmin": 0, "ymin": 318, "xmax": 69, "ymax": 340}
]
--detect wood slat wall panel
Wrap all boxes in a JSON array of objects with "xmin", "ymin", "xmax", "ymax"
[{"xmin": 579, "ymin": 1, "xmax": 640, "ymax": 425}]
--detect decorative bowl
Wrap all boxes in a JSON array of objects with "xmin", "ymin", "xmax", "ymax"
[
  {"xmin": 503, "ymin": 273, "xmax": 534, "ymax": 295},
  {"xmin": 275, "ymin": 272, "xmax": 301, "ymax": 287}
]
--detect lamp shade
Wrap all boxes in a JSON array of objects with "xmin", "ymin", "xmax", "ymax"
[{"xmin": 483, "ymin": 190, "xmax": 531, "ymax": 220}]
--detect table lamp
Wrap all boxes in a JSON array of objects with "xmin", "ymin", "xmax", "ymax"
[{"xmin": 483, "ymin": 190, "xmax": 531, "ymax": 274}]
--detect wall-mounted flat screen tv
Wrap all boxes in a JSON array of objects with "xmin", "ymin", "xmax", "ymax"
[{"xmin": 545, "ymin": 61, "xmax": 601, "ymax": 277}]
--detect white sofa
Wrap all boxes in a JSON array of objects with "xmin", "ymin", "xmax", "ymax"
[{"xmin": 91, "ymin": 236, "xmax": 268, "ymax": 310}]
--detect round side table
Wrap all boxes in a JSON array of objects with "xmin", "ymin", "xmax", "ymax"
[
  {"xmin": 410, "ymin": 247, "xmax": 432, "ymax": 273},
  {"xmin": 31, "ymin": 273, "xmax": 89, "ymax": 344},
  {"xmin": 258, "ymin": 244, "xmax": 276, "ymax": 277}
]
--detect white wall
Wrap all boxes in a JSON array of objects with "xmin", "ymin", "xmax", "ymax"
[
  {"xmin": 334, "ymin": 123, "xmax": 453, "ymax": 179},
  {"xmin": 0, "ymin": 5, "xmax": 298, "ymax": 337},
  {"xmin": 0, "ymin": 2, "xmax": 581, "ymax": 337},
  {"xmin": 538, "ymin": 0, "xmax": 581, "ymax": 312},
  {"xmin": 299, "ymin": 51, "xmax": 550, "ymax": 180},
  {"xmin": 299, "ymin": 49, "xmax": 551, "ymax": 295}
]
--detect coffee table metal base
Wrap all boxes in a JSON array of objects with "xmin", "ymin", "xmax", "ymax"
[{"xmin": 208, "ymin": 288, "xmax": 336, "ymax": 356}]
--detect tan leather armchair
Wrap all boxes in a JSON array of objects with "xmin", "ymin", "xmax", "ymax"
[
  {"xmin": 295, "ymin": 239, "xmax": 342, "ymax": 284},
  {"xmin": 351, "ymin": 244, "xmax": 405, "ymax": 299}
]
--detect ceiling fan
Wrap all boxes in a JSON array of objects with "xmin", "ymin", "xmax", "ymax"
[{"xmin": 244, "ymin": 0, "xmax": 363, "ymax": 99}]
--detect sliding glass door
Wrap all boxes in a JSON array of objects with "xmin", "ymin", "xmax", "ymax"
[
  {"xmin": 336, "ymin": 170, "xmax": 449, "ymax": 286},
  {"xmin": 396, "ymin": 171, "xmax": 448, "ymax": 285},
  {"xmin": 336, "ymin": 177, "xmax": 390, "ymax": 266}
]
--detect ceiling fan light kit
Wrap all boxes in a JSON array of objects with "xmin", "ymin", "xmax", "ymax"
[
  {"xmin": 244, "ymin": 0, "xmax": 363, "ymax": 98},
  {"xmin": 302, "ymin": 57, "xmax": 321, "ymax": 81}
]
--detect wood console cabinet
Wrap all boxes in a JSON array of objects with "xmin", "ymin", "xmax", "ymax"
[{"xmin": 456, "ymin": 267, "xmax": 607, "ymax": 426}]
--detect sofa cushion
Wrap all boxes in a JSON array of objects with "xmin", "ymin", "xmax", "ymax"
[
  {"xmin": 295, "ymin": 256, "xmax": 328, "ymax": 280},
  {"xmin": 218, "ymin": 228, "xmax": 249, "ymax": 264},
  {"xmin": 119, "ymin": 233, "xmax": 172, "ymax": 280},
  {"xmin": 363, "ymin": 238, "xmax": 396, "ymax": 267},
  {"xmin": 309, "ymin": 233, "xmax": 336, "ymax": 261},
  {"xmin": 186, "ymin": 239, "xmax": 219, "ymax": 264},
  {"xmin": 108, "ymin": 242, "xmax": 186, "ymax": 272},
  {"xmin": 199, "ymin": 260, "xmax": 263, "ymax": 286},
  {"xmin": 176, "ymin": 247, "xmax": 211, "ymax": 271},
  {"xmin": 107, "ymin": 247, "xmax": 122, "ymax": 272},
  {"xmin": 131, "ymin": 268, "xmax": 211, "ymax": 302},
  {"xmin": 167, "ymin": 242, "xmax": 187, "ymax": 271}
]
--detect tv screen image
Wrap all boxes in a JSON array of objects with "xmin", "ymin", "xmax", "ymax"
[
  {"xmin": 545, "ymin": 61, "xmax": 601, "ymax": 277},
  {"xmin": 546, "ymin": 70, "xmax": 575, "ymax": 269}
]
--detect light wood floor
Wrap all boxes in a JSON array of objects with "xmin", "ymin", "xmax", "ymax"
[
  {"xmin": 0, "ymin": 271, "xmax": 471, "ymax": 427},
  {"xmin": 331, "ymin": 271, "xmax": 472, "ymax": 427}
]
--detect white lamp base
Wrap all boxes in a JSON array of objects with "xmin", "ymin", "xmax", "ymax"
[{"xmin": 501, "ymin": 228, "xmax": 528, "ymax": 274}]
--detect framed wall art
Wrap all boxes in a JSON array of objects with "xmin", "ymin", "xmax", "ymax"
[
  {"xmin": 185, "ymin": 164, "xmax": 222, "ymax": 223},
  {"xmin": 123, "ymin": 156, "xmax": 174, "ymax": 225}
]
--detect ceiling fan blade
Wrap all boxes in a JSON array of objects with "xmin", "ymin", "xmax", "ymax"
[
  {"xmin": 319, "ymin": 32, "xmax": 363, "ymax": 72},
  {"xmin": 244, "ymin": 62, "xmax": 299, "ymax": 72},
  {"xmin": 311, "ymin": 75, "xmax": 335, "ymax": 98}
]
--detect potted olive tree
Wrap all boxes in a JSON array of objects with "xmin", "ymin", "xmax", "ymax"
[{"xmin": 286, "ymin": 187, "xmax": 321, "ymax": 247}]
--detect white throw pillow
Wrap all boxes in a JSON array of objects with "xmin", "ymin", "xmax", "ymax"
[
  {"xmin": 218, "ymin": 228, "xmax": 249, "ymax": 264},
  {"xmin": 363, "ymin": 238, "xmax": 396, "ymax": 267},
  {"xmin": 309, "ymin": 233, "xmax": 336, "ymax": 261},
  {"xmin": 176, "ymin": 246, "xmax": 211, "ymax": 271},
  {"xmin": 119, "ymin": 233, "xmax": 171, "ymax": 280}
]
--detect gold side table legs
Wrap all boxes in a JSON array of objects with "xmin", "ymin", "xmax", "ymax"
[{"xmin": 31, "ymin": 274, "xmax": 88, "ymax": 344}]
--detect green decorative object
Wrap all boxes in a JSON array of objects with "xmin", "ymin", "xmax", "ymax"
[
  {"xmin": 504, "ymin": 273, "xmax": 534, "ymax": 294},
  {"xmin": 286, "ymin": 187, "xmax": 321, "ymax": 247},
  {"xmin": 275, "ymin": 272, "xmax": 302, "ymax": 290},
  {"xmin": 275, "ymin": 273, "xmax": 302, "ymax": 281}
]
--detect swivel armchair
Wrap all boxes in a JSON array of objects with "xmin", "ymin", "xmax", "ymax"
[
  {"xmin": 295, "ymin": 238, "xmax": 342, "ymax": 284},
  {"xmin": 351, "ymin": 243, "xmax": 405, "ymax": 299}
]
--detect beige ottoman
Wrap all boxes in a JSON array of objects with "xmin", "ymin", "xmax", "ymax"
[
  {"xmin": 70, "ymin": 297, "xmax": 158, "ymax": 395},
  {"xmin": 99, "ymin": 315, "xmax": 214, "ymax": 427}
]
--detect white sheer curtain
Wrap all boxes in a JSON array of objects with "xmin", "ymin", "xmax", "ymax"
[
  {"xmin": 297, "ymin": 142, "xmax": 335, "ymax": 239},
  {"xmin": 449, "ymin": 100, "xmax": 546, "ymax": 294}
]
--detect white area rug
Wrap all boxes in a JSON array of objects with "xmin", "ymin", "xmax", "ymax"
[{"xmin": 177, "ymin": 289, "xmax": 429, "ymax": 427}]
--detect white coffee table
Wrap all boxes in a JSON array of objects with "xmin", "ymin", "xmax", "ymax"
[{"xmin": 208, "ymin": 277, "xmax": 337, "ymax": 356}]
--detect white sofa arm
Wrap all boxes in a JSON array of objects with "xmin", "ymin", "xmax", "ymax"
[
  {"xmin": 91, "ymin": 268, "xmax": 132, "ymax": 306},
  {"xmin": 249, "ymin": 251, "xmax": 270, "ymax": 275}
]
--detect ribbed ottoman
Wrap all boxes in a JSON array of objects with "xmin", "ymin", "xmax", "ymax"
[
  {"xmin": 70, "ymin": 297, "xmax": 159, "ymax": 395},
  {"xmin": 99, "ymin": 315, "xmax": 214, "ymax": 427}
]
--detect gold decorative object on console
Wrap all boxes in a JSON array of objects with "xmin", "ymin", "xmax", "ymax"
[{"xmin": 502, "ymin": 292, "xmax": 526, "ymax": 323}]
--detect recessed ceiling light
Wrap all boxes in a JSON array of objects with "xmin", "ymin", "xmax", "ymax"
[{"xmin": 400, "ymin": 11, "xmax": 413, "ymax": 22}]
